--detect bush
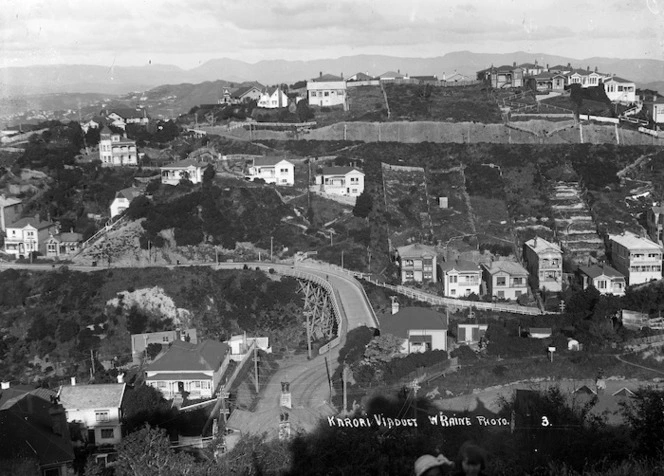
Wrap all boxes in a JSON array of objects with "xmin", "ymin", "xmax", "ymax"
[{"xmin": 382, "ymin": 350, "xmax": 448, "ymax": 384}]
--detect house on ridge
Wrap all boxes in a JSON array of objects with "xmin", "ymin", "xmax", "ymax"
[
  {"xmin": 160, "ymin": 159, "xmax": 209, "ymax": 185},
  {"xmin": 246, "ymin": 157, "xmax": 294, "ymax": 185},
  {"xmin": 379, "ymin": 306, "xmax": 448, "ymax": 354},
  {"xmin": 316, "ymin": 166, "xmax": 365, "ymax": 197}
]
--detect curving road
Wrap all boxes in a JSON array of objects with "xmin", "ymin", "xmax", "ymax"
[{"xmin": 1, "ymin": 259, "xmax": 378, "ymax": 438}]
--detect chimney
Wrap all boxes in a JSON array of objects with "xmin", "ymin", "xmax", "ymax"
[
  {"xmin": 319, "ymin": 71, "xmax": 322, "ymax": 78},
  {"xmin": 70, "ymin": 376, "xmax": 76, "ymax": 386},
  {"xmin": 534, "ymin": 236, "xmax": 538, "ymax": 247},
  {"xmin": 397, "ymin": 69, "xmax": 400, "ymax": 74},
  {"xmin": 567, "ymin": 62, "xmax": 571, "ymax": 67},
  {"xmin": 513, "ymin": 61, "xmax": 517, "ymax": 67},
  {"xmin": 546, "ymin": 63, "xmax": 549, "ymax": 70},
  {"xmin": 587, "ymin": 65, "xmax": 590, "ymax": 72},
  {"xmin": 340, "ymin": 72, "xmax": 344, "ymax": 80},
  {"xmin": 49, "ymin": 405, "xmax": 70, "ymax": 439},
  {"xmin": 594, "ymin": 66, "xmax": 598, "ymax": 73},
  {"xmin": 116, "ymin": 373, "xmax": 124, "ymax": 384},
  {"xmin": 1, "ymin": 381, "xmax": 9, "ymax": 389},
  {"xmin": 534, "ymin": 60, "xmax": 538, "ymax": 66}
]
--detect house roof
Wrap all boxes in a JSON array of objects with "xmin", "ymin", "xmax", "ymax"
[
  {"xmin": 0, "ymin": 385, "xmax": 56, "ymax": 410},
  {"xmin": 0, "ymin": 195, "xmax": 21, "ymax": 207},
  {"xmin": 57, "ymin": 383, "xmax": 126, "ymax": 410},
  {"xmin": 525, "ymin": 237, "xmax": 562, "ymax": 254},
  {"xmin": 651, "ymin": 206, "xmax": 664, "ymax": 216},
  {"xmin": 349, "ymin": 72, "xmax": 373, "ymax": 81},
  {"xmin": 411, "ymin": 75, "xmax": 438, "ymax": 81},
  {"xmin": 49, "ymin": 232, "xmax": 83, "ymax": 243},
  {"xmin": 483, "ymin": 260, "xmax": 528, "ymax": 276},
  {"xmin": 397, "ymin": 243, "xmax": 437, "ymax": 258},
  {"xmin": 100, "ymin": 125, "xmax": 113, "ymax": 134},
  {"xmin": 609, "ymin": 231, "xmax": 662, "ymax": 251},
  {"xmin": 146, "ymin": 372, "xmax": 213, "ymax": 381},
  {"xmin": 109, "ymin": 108, "xmax": 148, "ymax": 120},
  {"xmin": 146, "ymin": 339, "xmax": 229, "ymax": 372},
  {"xmin": 518, "ymin": 63, "xmax": 541, "ymax": 69},
  {"xmin": 379, "ymin": 307, "xmax": 448, "ymax": 339},
  {"xmin": 605, "ymin": 76, "xmax": 634, "ymax": 84},
  {"xmin": 161, "ymin": 158, "xmax": 206, "ymax": 169},
  {"xmin": 440, "ymin": 259, "xmax": 480, "ymax": 273},
  {"xmin": 0, "ymin": 395, "xmax": 74, "ymax": 468},
  {"xmin": 548, "ymin": 64, "xmax": 571, "ymax": 70},
  {"xmin": 578, "ymin": 264, "xmax": 624, "ymax": 279},
  {"xmin": 320, "ymin": 166, "xmax": 364, "ymax": 176},
  {"xmin": 311, "ymin": 74, "xmax": 344, "ymax": 82},
  {"xmin": 8, "ymin": 216, "xmax": 54, "ymax": 230},
  {"xmin": 116, "ymin": 187, "xmax": 143, "ymax": 201},
  {"xmin": 253, "ymin": 157, "xmax": 292, "ymax": 167},
  {"xmin": 378, "ymin": 71, "xmax": 405, "ymax": 79}
]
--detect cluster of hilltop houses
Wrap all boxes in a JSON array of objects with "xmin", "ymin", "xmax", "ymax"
[
  {"xmin": 397, "ymin": 229, "xmax": 664, "ymax": 301},
  {"xmin": 476, "ymin": 60, "xmax": 638, "ymax": 103}
]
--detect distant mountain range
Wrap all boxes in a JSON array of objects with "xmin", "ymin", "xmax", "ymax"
[{"xmin": 2, "ymin": 52, "xmax": 663, "ymax": 98}]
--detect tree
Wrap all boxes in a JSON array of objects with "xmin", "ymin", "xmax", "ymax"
[
  {"xmin": 114, "ymin": 425, "xmax": 200, "ymax": 476},
  {"xmin": 621, "ymin": 387, "xmax": 664, "ymax": 458},
  {"xmin": 145, "ymin": 343, "xmax": 163, "ymax": 360},
  {"xmin": 353, "ymin": 190, "xmax": 373, "ymax": 218},
  {"xmin": 122, "ymin": 385, "xmax": 176, "ymax": 433},
  {"xmin": 296, "ymin": 100, "xmax": 314, "ymax": 122},
  {"xmin": 363, "ymin": 333, "xmax": 405, "ymax": 364},
  {"xmin": 202, "ymin": 164, "xmax": 216, "ymax": 186},
  {"xmin": 127, "ymin": 305, "xmax": 149, "ymax": 335}
]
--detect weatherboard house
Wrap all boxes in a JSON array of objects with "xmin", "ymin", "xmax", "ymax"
[
  {"xmin": 247, "ymin": 157, "xmax": 295, "ymax": 185},
  {"xmin": 316, "ymin": 166, "xmax": 365, "ymax": 197},
  {"xmin": 307, "ymin": 73, "xmax": 347, "ymax": 107},
  {"xmin": 145, "ymin": 340, "xmax": 231, "ymax": 400},
  {"xmin": 160, "ymin": 159, "xmax": 208, "ymax": 185},
  {"xmin": 379, "ymin": 307, "xmax": 448, "ymax": 354},
  {"xmin": 396, "ymin": 243, "xmax": 438, "ymax": 284},
  {"xmin": 99, "ymin": 126, "xmax": 138, "ymax": 167}
]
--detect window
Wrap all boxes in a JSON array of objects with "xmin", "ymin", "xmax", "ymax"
[
  {"xmin": 405, "ymin": 271, "xmax": 414, "ymax": 280},
  {"xmin": 350, "ymin": 177, "xmax": 359, "ymax": 183},
  {"xmin": 513, "ymin": 277, "xmax": 523, "ymax": 286},
  {"xmin": 496, "ymin": 277, "xmax": 506, "ymax": 286},
  {"xmin": 156, "ymin": 381, "xmax": 166, "ymax": 388},
  {"xmin": 193, "ymin": 381, "xmax": 201, "ymax": 388},
  {"xmin": 497, "ymin": 291, "xmax": 505, "ymax": 298},
  {"xmin": 101, "ymin": 428, "xmax": 115, "ymax": 439},
  {"xmin": 324, "ymin": 92, "xmax": 329, "ymax": 97},
  {"xmin": 450, "ymin": 275, "xmax": 458, "ymax": 284},
  {"xmin": 597, "ymin": 280, "xmax": 607, "ymax": 289},
  {"xmin": 162, "ymin": 336, "xmax": 169, "ymax": 342},
  {"xmin": 405, "ymin": 259, "xmax": 414, "ymax": 267},
  {"xmin": 311, "ymin": 92, "xmax": 317, "ymax": 97},
  {"xmin": 450, "ymin": 289, "xmax": 456, "ymax": 296},
  {"xmin": 515, "ymin": 291, "xmax": 522, "ymax": 297},
  {"xmin": 95, "ymin": 411, "xmax": 110, "ymax": 422},
  {"xmin": 280, "ymin": 168, "xmax": 288, "ymax": 173},
  {"xmin": 47, "ymin": 243, "xmax": 57, "ymax": 253},
  {"xmin": 202, "ymin": 380, "xmax": 211, "ymax": 390}
]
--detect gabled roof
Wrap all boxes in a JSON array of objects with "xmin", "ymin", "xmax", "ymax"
[
  {"xmin": 349, "ymin": 72, "xmax": 374, "ymax": 81},
  {"xmin": 0, "ymin": 394, "xmax": 74, "ymax": 468},
  {"xmin": 232, "ymin": 85, "xmax": 262, "ymax": 98},
  {"xmin": 525, "ymin": 237, "xmax": 562, "ymax": 254},
  {"xmin": 397, "ymin": 243, "xmax": 437, "ymax": 258},
  {"xmin": 578, "ymin": 264, "xmax": 624, "ymax": 279},
  {"xmin": 0, "ymin": 195, "xmax": 21, "ymax": 207},
  {"xmin": 146, "ymin": 340, "xmax": 229, "ymax": 373},
  {"xmin": 0, "ymin": 385, "xmax": 56, "ymax": 410},
  {"xmin": 574, "ymin": 385, "xmax": 597, "ymax": 395},
  {"xmin": 58, "ymin": 383, "xmax": 126, "ymax": 410},
  {"xmin": 320, "ymin": 166, "xmax": 363, "ymax": 176},
  {"xmin": 253, "ymin": 157, "xmax": 292, "ymax": 167},
  {"xmin": 548, "ymin": 64, "xmax": 571, "ymax": 70},
  {"xmin": 49, "ymin": 232, "xmax": 83, "ymax": 243},
  {"xmin": 379, "ymin": 307, "xmax": 448, "ymax": 338},
  {"xmin": 8, "ymin": 216, "xmax": 54, "ymax": 230},
  {"xmin": 311, "ymin": 74, "xmax": 344, "ymax": 82},
  {"xmin": 609, "ymin": 231, "xmax": 662, "ymax": 251},
  {"xmin": 440, "ymin": 259, "xmax": 480, "ymax": 273},
  {"xmin": 483, "ymin": 260, "xmax": 528, "ymax": 276},
  {"xmin": 116, "ymin": 187, "xmax": 143, "ymax": 201},
  {"xmin": 518, "ymin": 63, "xmax": 541, "ymax": 69}
]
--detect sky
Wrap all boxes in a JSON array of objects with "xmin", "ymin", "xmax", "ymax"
[{"xmin": 1, "ymin": 0, "xmax": 663, "ymax": 69}]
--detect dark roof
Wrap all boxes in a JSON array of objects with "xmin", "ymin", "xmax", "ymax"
[
  {"xmin": 411, "ymin": 75, "xmax": 438, "ymax": 81},
  {"xmin": 605, "ymin": 76, "xmax": 633, "ymax": 84},
  {"xmin": 146, "ymin": 372, "xmax": 213, "ymax": 381},
  {"xmin": 311, "ymin": 74, "xmax": 344, "ymax": 82},
  {"xmin": 378, "ymin": 71, "xmax": 405, "ymax": 79},
  {"xmin": 379, "ymin": 307, "xmax": 448, "ymax": 338},
  {"xmin": 49, "ymin": 232, "xmax": 83, "ymax": 243},
  {"xmin": 483, "ymin": 260, "xmax": 528, "ymax": 276},
  {"xmin": 548, "ymin": 64, "xmax": 570, "ymax": 70},
  {"xmin": 320, "ymin": 166, "xmax": 363, "ymax": 175},
  {"xmin": 253, "ymin": 157, "xmax": 292, "ymax": 167},
  {"xmin": 116, "ymin": 187, "xmax": 143, "ymax": 201},
  {"xmin": 8, "ymin": 216, "xmax": 54, "ymax": 230},
  {"xmin": 0, "ymin": 394, "xmax": 74, "ymax": 468},
  {"xmin": 578, "ymin": 264, "xmax": 624, "ymax": 279},
  {"xmin": 349, "ymin": 72, "xmax": 374, "ymax": 81},
  {"xmin": 232, "ymin": 84, "xmax": 263, "ymax": 98},
  {"xmin": 397, "ymin": 243, "xmax": 437, "ymax": 258},
  {"xmin": 440, "ymin": 259, "xmax": 480, "ymax": 273},
  {"xmin": 0, "ymin": 385, "xmax": 54, "ymax": 410},
  {"xmin": 518, "ymin": 63, "xmax": 540, "ymax": 69},
  {"xmin": 146, "ymin": 340, "xmax": 229, "ymax": 372},
  {"xmin": 161, "ymin": 159, "xmax": 206, "ymax": 169}
]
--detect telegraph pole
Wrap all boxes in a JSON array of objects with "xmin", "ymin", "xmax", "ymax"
[
  {"xmin": 270, "ymin": 236, "xmax": 274, "ymax": 262},
  {"xmin": 342, "ymin": 364, "xmax": 348, "ymax": 414},
  {"xmin": 305, "ymin": 312, "xmax": 312, "ymax": 360},
  {"xmin": 90, "ymin": 349, "xmax": 95, "ymax": 375},
  {"xmin": 253, "ymin": 344, "xmax": 259, "ymax": 393}
]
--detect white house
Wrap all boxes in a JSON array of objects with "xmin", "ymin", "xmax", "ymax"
[
  {"xmin": 160, "ymin": 159, "xmax": 208, "ymax": 185},
  {"xmin": 58, "ymin": 382, "xmax": 126, "ymax": 446},
  {"xmin": 247, "ymin": 157, "xmax": 294, "ymax": 186},
  {"xmin": 257, "ymin": 87, "xmax": 289, "ymax": 109},
  {"xmin": 482, "ymin": 260, "xmax": 530, "ymax": 300},
  {"xmin": 106, "ymin": 108, "xmax": 149, "ymax": 127},
  {"xmin": 4, "ymin": 215, "xmax": 57, "ymax": 258},
  {"xmin": 379, "ymin": 307, "xmax": 448, "ymax": 354},
  {"xmin": 523, "ymin": 237, "xmax": 563, "ymax": 292},
  {"xmin": 316, "ymin": 166, "xmax": 364, "ymax": 197},
  {"xmin": 145, "ymin": 340, "xmax": 231, "ymax": 400},
  {"xmin": 457, "ymin": 323, "xmax": 488, "ymax": 344},
  {"xmin": 99, "ymin": 126, "xmax": 138, "ymax": 167},
  {"xmin": 440, "ymin": 259, "xmax": 481, "ymax": 297},
  {"xmin": 609, "ymin": 231, "xmax": 663, "ymax": 285},
  {"xmin": 110, "ymin": 187, "xmax": 143, "ymax": 218},
  {"xmin": 224, "ymin": 334, "xmax": 272, "ymax": 362},
  {"xmin": 230, "ymin": 83, "xmax": 265, "ymax": 103},
  {"xmin": 577, "ymin": 264, "xmax": 626, "ymax": 296},
  {"xmin": 307, "ymin": 73, "xmax": 347, "ymax": 107},
  {"xmin": 45, "ymin": 231, "xmax": 84, "ymax": 259},
  {"xmin": 604, "ymin": 76, "xmax": 636, "ymax": 103},
  {"xmin": 81, "ymin": 119, "xmax": 99, "ymax": 134}
]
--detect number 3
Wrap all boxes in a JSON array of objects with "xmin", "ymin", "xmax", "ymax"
[{"xmin": 541, "ymin": 416, "xmax": 550, "ymax": 427}]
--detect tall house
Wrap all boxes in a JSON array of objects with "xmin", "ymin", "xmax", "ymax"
[
  {"xmin": 99, "ymin": 126, "xmax": 138, "ymax": 167},
  {"xmin": 396, "ymin": 243, "xmax": 438, "ymax": 284},
  {"xmin": 482, "ymin": 260, "xmax": 529, "ymax": 300},
  {"xmin": 317, "ymin": 166, "xmax": 365, "ymax": 197},
  {"xmin": 4, "ymin": 215, "xmax": 57, "ymax": 258},
  {"xmin": 307, "ymin": 73, "xmax": 347, "ymax": 107},
  {"xmin": 523, "ymin": 237, "xmax": 563, "ymax": 292},
  {"xmin": 609, "ymin": 231, "xmax": 663, "ymax": 285},
  {"xmin": 440, "ymin": 260, "xmax": 481, "ymax": 297}
]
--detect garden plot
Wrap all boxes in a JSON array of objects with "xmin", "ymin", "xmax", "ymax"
[
  {"xmin": 346, "ymin": 86, "xmax": 388, "ymax": 121},
  {"xmin": 427, "ymin": 169, "xmax": 476, "ymax": 248},
  {"xmin": 381, "ymin": 163, "xmax": 434, "ymax": 247},
  {"xmin": 463, "ymin": 163, "xmax": 513, "ymax": 244}
]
